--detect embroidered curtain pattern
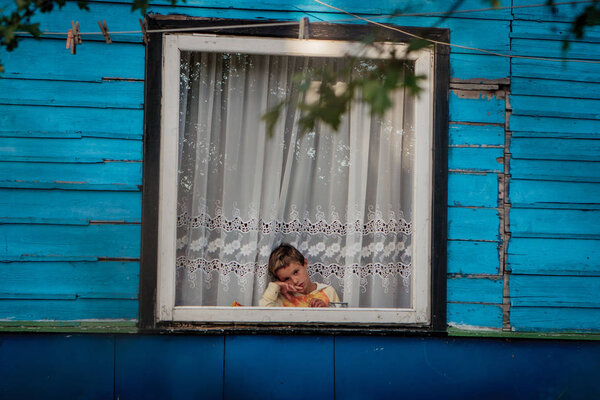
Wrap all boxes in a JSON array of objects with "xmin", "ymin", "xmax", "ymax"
[{"xmin": 175, "ymin": 51, "xmax": 415, "ymax": 308}]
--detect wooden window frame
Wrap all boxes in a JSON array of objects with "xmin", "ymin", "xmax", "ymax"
[{"xmin": 140, "ymin": 16, "xmax": 449, "ymax": 333}]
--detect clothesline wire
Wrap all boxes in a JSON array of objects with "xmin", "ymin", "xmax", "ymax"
[{"xmin": 12, "ymin": 0, "xmax": 600, "ymax": 64}]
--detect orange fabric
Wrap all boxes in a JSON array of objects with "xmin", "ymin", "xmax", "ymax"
[{"xmin": 281, "ymin": 289, "xmax": 330, "ymax": 307}]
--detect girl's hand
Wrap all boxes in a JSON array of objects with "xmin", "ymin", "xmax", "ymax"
[
  {"xmin": 275, "ymin": 281, "xmax": 301, "ymax": 301},
  {"xmin": 309, "ymin": 298, "xmax": 327, "ymax": 308}
]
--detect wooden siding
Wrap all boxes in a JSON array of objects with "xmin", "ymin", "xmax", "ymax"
[{"xmin": 0, "ymin": 0, "xmax": 598, "ymax": 333}]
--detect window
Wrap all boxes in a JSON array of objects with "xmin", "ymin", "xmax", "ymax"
[{"xmin": 140, "ymin": 17, "xmax": 448, "ymax": 329}]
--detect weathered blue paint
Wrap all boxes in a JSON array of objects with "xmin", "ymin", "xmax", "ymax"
[
  {"xmin": 448, "ymin": 147, "xmax": 504, "ymax": 172},
  {"xmin": 449, "ymin": 91, "xmax": 505, "ymax": 124},
  {"xmin": 510, "ymin": 159, "xmax": 600, "ymax": 182},
  {"xmin": 511, "ymin": 307, "xmax": 600, "ymax": 332},
  {"xmin": 447, "ymin": 240, "xmax": 500, "ymax": 275},
  {"xmin": 447, "ymin": 303, "xmax": 503, "ymax": 328},
  {"xmin": 447, "ymin": 276, "xmax": 503, "ymax": 304},
  {"xmin": 510, "ymin": 179, "xmax": 600, "ymax": 208},
  {"xmin": 448, "ymin": 173, "xmax": 498, "ymax": 207},
  {"xmin": 508, "ymin": 237, "xmax": 600, "ymax": 275},
  {"xmin": 447, "ymin": 207, "xmax": 500, "ymax": 241},
  {"xmin": 510, "ymin": 275, "xmax": 600, "ymax": 308},
  {"xmin": 449, "ymin": 124, "xmax": 505, "ymax": 146},
  {"xmin": 510, "ymin": 208, "xmax": 600, "ymax": 238}
]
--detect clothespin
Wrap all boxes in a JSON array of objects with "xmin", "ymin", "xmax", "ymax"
[
  {"xmin": 97, "ymin": 20, "xmax": 112, "ymax": 44},
  {"xmin": 139, "ymin": 18, "xmax": 148, "ymax": 45},
  {"xmin": 68, "ymin": 21, "xmax": 81, "ymax": 54},
  {"xmin": 299, "ymin": 17, "xmax": 310, "ymax": 39}
]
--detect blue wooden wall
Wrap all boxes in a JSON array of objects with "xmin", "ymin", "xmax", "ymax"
[
  {"xmin": 0, "ymin": 0, "xmax": 599, "ymax": 333},
  {"xmin": 1, "ymin": 333, "xmax": 599, "ymax": 399}
]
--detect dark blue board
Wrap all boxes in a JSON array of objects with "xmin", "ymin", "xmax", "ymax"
[
  {"xmin": 115, "ymin": 335, "xmax": 225, "ymax": 400},
  {"xmin": 0, "ymin": 334, "xmax": 114, "ymax": 400},
  {"xmin": 335, "ymin": 336, "xmax": 600, "ymax": 400},
  {"xmin": 224, "ymin": 335, "xmax": 334, "ymax": 400}
]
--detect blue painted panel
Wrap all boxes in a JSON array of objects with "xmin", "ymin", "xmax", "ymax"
[
  {"xmin": 448, "ymin": 173, "xmax": 498, "ymax": 207},
  {"xmin": 447, "ymin": 240, "xmax": 500, "ymax": 275},
  {"xmin": 447, "ymin": 207, "xmax": 500, "ymax": 241},
  {"xmin": 510, "ymin": 208, "xmax": 600, "ymax": 239},
  {"xmin": 512, "ymin": 77, "xmax": 600, "ymax": 100},
  {"xmin": 510, "ymin": 115, "xmax": 600, "ymax": 136},
  {"xmin": 510, "ymin": 159, "xmax": 600, "ymax": 182},
  {"xmin": 511, "ymin": 19, "xmax": 600, "ymax": 41},
  {"xmin": 510, "ymin": 179, "xmax": 600, "ymax": 208},
  {"xmin": 511, "ymin": 307, "xmax": 600, "ymax": 332},
  {"xmin": 511, "ymin": 95, "xmax": 600, "ymax": 120},
  {"xmin": 0, "ymin": 189, "xmax": 141, "ymax": 224},
  {"xmin": 0, "ymin": 104, "xmax": 143, "ymax": 139},
  {"xmin": 447, "ymin": 302, "xmax": 503, "ymax": 328},
  {"xmin": 0, "ymin": 224, "xmax": 141, "ymax": 260},
  {"xmin": 335, "ymin": 336, "xmax": 600, "ymax": 399},
  {"xmin": 511, "ymin": 38, "xmax": 600, "ymax": 61},
  {"xmin": 0, "ymin": 137, "xmax": 142, "ymax": 163},
  {"xmin": 511, "ymin": 58, "xmax": 600, "ymax": 83},
  {"xmin": 1, "ymin": 38, "xmax": 144, "ymax": 81},
  {"xmin": 0, "ymin": 161, "xmax": 141, "ymax": 190},
  {"xmin": 0, "ymin": 334, "xmax": 114, "ymax": 400},
  {"xmin": 510, "ymin": 275, "xmax": 600, "ymax": 308},
  {"xmin": 450, "ymin": 53, "xmax": 510, "ymax": 81},
  {"xmin": 115, "ymin": 335, "xmax": 224, "ymax": 400},
  {"xmin": 448, "ymin": 147, "xmax": 504, "ymax": 172},
  {"xmin": 224, "ymin": 335, "xmax": 333, "ymax": 400},
  {"xmin": 511, "ymin": 137, "xmax": 600, "ymax": 161},
  {"xmin": 0, "ymin": 78, "xmax": 143, "ymax": 108},
  {"xmin": 507, "ymin": 237, "xmax": 600, "ymax": 275},
  {"xmin": 447, "ymin": 276, "xmax": 503, "ymax": 303},
  {"xmin": 0, "ymin": 298, "xmax": 138, "ymax": 320},
  {"xmin": 449, "ymin": 91, "xmax": 505, "ymax": 124},
  {"xmin": 0, "ymin": 261, "xmax": 138, "ymax": 299},
  {"xmin": 513, "ymin": 0, "xmax": 596, "ymax": 22},
  {"xmin": 449, "ymin": 124, "xmax": 504, "ymax": 146}
]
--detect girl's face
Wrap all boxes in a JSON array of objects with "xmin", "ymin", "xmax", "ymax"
[{"xmin": 275, "ymin": 260, "xmax": 312, "ymax": 294}]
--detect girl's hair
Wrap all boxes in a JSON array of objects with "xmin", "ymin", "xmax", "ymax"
[{"xmin": 268, "ymin": 243, "xmax": 305, "ymax": 280}]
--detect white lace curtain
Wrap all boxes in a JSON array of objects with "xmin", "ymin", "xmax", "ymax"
[{"xmin": 175, "ymin": 51, "xmax": 415, "ymax": 308}]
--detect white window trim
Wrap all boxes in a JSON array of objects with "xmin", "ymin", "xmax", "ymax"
[{"xmin": 156, "ymin": 34, "xmax": 434, "ymax": 325}]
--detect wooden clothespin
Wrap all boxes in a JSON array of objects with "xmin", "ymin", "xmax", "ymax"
[
  {"xmin": 68, "ymin": 21, "xmax": 82, "ymax": 54},
  {"xmin": 299, "ymin": 17, "xmax": 310, "ymax": 39},
  {"xmin": 97, "ymin": 20, "xmax": 112, "ymax": 44},
  {"xmin": 139, "ymin": 18, "xmax": 148, "ymax": 45}
]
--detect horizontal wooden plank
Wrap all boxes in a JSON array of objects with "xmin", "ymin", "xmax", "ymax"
[
  {"xmin": 510, "ymin": 95, "xmax": 600, "ymax": 120},
  {"xmin": 510, "ymin": 179, "xmax": 600, "ymax": 209},
  {"xmin": 510, "ymin": 306, "xmax": 600, "ymax": 332},
  {"xmin": 511, "ymin": 58, "xmax": 600, "ymax": 82},
  {"xmin": 0, "ymin": 78, "xmax": 144, "ymax": 109},
  {"xmin": 142, "ymin": 0, "xmax": 513, "ymax": 19},
  {"xmin": 511, "ymin": 77, "xmax": 600, "ymax": 100},
  {"xmin": 1, "ymin": 38, "xmax": 144, "ymax": 81},
  {"xmin": 511, "ymin": 159, "xmax": 600, "ymax": 182},
  {"xmin": 0, "ymin": 224, "xmax": 141, "ymax": 260},
  {"xmin": 447, "ymin": 240, "xmax": 500, "ymax": 275},
  {"xmin": 449, "ymin": 124, "xmax": 505, "ymax": 147},
  {"xmin": 510, "ymin": 275, "xmax": 600, "ymax": 308},
  {"xmin": 0, "ymin": 261, "xmax": 139, "ymax": 300},
  {"xmin": 0, "ymin": 161, "xmax": 142, "ymax": 190},
  {"xmin": 447, "ymin": 276, "xmax": 503, "ymax": 303},
  {"xmin": 512, "ymin": 0, "xmax": 595, "ymax": 23},
  {"xmin": 449, "ymin": 90, "xmax": 505, "ymax": 124},
  {"xmin": 447, "ymin": 207, "xmax": 500, "ymax": 241},
  {"xmin": 448, "ymin": 173, "xmax": 498, "ymax": 207},
  {"xmin": 450, "ymin": 53, "xmax": 510, "ymax": 82},
  {"xmin": 0, "ymin": 298, "xmax": 138, "ymax": 320},
  {"xmin": 0, "ymin": 104, "xmax": 143, "ymax": 140},
  {"xmin": 511, "ymin": 137, "xmax": 600, "ymax": 161},
  {"xmin": 0, "ymin": 137, "xmax": 142, "ymax": 163},
  {"xmin": 507, "ymin": 238, "xmax": 600, "ymax": 275},
  {"xmin": 0, "ymin": 189, "xmax": 141, "ymax": 224},
  {"xmin": 447, "ymin": 302, "xmax": 503, "ymax": 329},
  {"xmin": 511, "ymin": 115, "xmax": 600, "ymax": 136},
  {"xmin": 511, "ymin": 20, "xmax": 600, "ymax": 42},
  {"xmin": 449, "ymin": 147, "xmax": 504, "ymax": 172},
  {"xmin": 510, "ymin": 208, "xmax": 600, "ymax": 239}
]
